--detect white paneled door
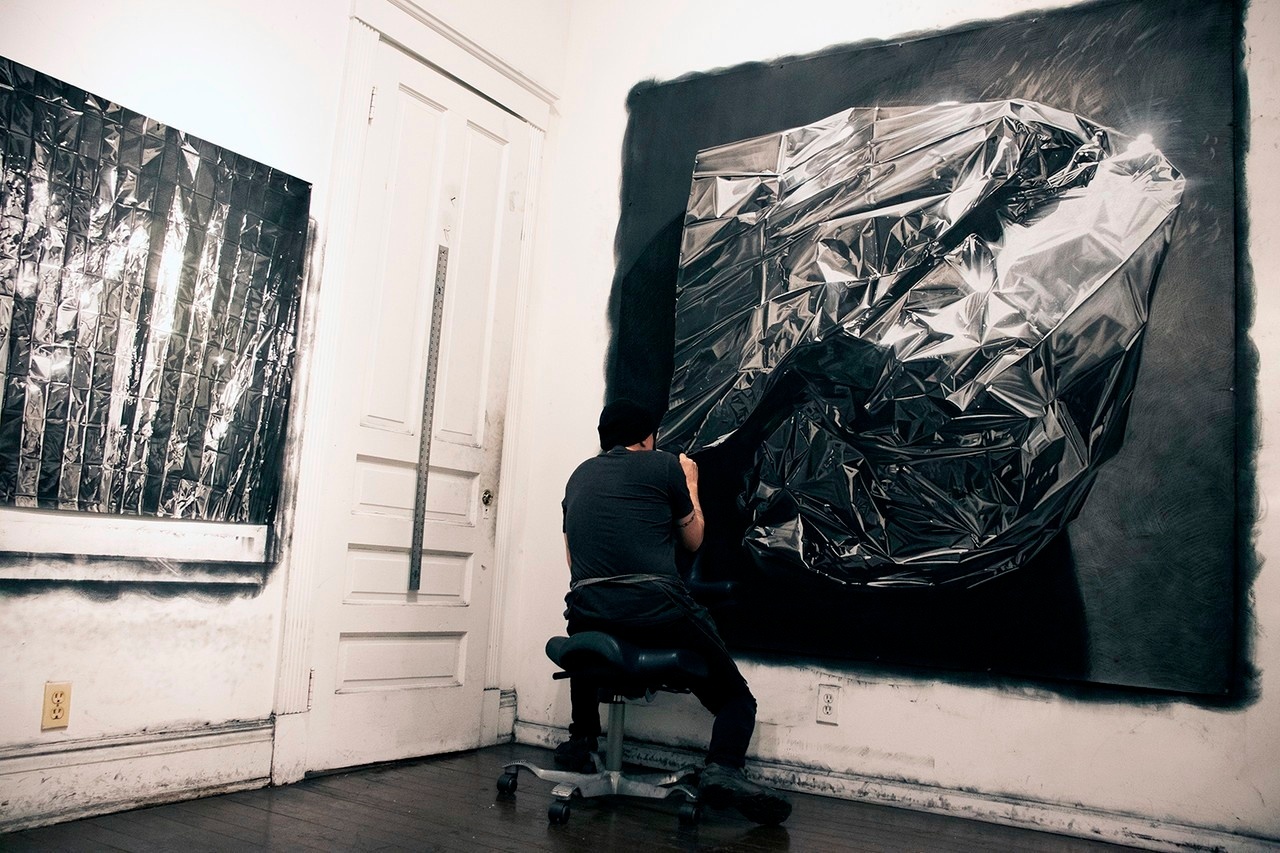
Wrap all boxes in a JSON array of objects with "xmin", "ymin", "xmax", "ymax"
[{"xmin": 305, "ymin": 39, "xmax": 531, "ymax": 772}]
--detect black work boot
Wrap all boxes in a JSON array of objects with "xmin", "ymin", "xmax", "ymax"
[
  {"xmin": 553, "ymin": 735, "xmax": 598, "ymax": 773},
  {"xmin": 698, "ymin": 763, "xmax": 792, "ymax": 825}
]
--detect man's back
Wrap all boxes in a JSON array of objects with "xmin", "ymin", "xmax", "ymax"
[{"xmin": 561, "ymin": 446, "xmax": 693, "ymax": 624}]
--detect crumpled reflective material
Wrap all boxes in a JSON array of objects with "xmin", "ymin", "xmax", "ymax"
[
  {"xmin": 0, "ymin": 56, "xmax": 310, "ymax": 523},
  {"xmin": 660, "ymin": 100, "xmax": 1184, "ymax": 587}
]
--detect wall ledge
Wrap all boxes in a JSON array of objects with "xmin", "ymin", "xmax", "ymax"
[
  {"xmin": 1, "ymin": 507, "xmax": 271, "ymax": 565},
  {"xmin": 514, "ymin": 721, "xmax": 1279, "ymax": 853},
  {"xmin": 0, "ymin": 553, "xmax": 270, "ymax": 585},
  {"xmin": 0, "ymin": 718, "xmax": 273, "ymax": 832},
  {"xmin": 0, "ymin": 508, "xmax": 272, "ymax": 584}
]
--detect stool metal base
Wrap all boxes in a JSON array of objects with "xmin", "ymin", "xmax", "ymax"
[
  {"xmin": 503, "ymin": 759, "xmax": 700, "ymax": 802},
  {"xmin": 498, "ymin": 702, "xmax": 702, "ymax": 824}
]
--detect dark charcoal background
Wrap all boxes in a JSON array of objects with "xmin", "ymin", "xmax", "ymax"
[{"xmin": 606, "ymin": 0, "xmax": 1242, "ymax": 695}]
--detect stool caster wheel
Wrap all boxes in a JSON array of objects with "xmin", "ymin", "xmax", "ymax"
[
  {"xmin": 548, "ymin": 800, "xmax": 572, "ymax": 824},
  {"xmin": 496, "ymin": 771, "xmax": 517, "ymax": 795},
  {"xmin": 678, "ymin": 801, "xmax": 702, "ymax": 825}
]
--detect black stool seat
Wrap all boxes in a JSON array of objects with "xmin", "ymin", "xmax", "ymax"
[
  {"xmin": 499, "ymin": 631, "xmax": 709, "ymax": 825},
  {"xmin": 546, "ymin": 631, "xmax": 708, "ymax": 695}
]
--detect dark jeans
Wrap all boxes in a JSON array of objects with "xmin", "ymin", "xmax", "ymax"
[{"xmin": 565, "ymin": 606, "xmax": 757, "ymax": 769}]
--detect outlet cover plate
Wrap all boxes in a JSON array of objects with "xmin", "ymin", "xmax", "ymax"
[
  {"xmin": 817, "ymin": 683, "xmax": 840, "ymax": 725},
  {"xmin": 42, "ymin": 681, "xmax": 71, "ymax": 730}
]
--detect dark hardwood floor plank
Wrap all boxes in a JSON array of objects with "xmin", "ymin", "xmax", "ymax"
[
  {"xmin": 227, "ymin": 785, "xmax": 440, "ymax": 851},
  {"xmin": 301, "ymin": 782, "xmax": 551, "ymax": 851},
  {"xmin": 300, "ymin": 786, "xmax": 479, "ymax": 850},
  {"xmin": 4, "ymin": 816, "xmax": 144, "ymax": 852},
  {"xmin": 158, "ymin": 796, "xmax": 305, "ymax": 849},
  {"xmin": 87, "ymin": 806, "xmax": 250, "ymax": 852},
  {"xmin": 302, "ymin": 771, "xmax": 589, "ymax": 852},
  {"xmin": 0, "ymin": 830, "xmax": 102, "ymax": 853},
  {"xmin": 5, "ymin": 743, "xmax": 1140, "ymax": 853},
  {"xmin": 158, "ymin": 798, "xmax": 299, "ymax": 849},
  {"xmin": 175, "ymin": 795, "xmax": 345, "ymax": 851}
]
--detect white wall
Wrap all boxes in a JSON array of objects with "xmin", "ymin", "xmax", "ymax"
[
  {"xmin": 407, "ymin": 0, "xmax": 572, "ymax": 97},
  {"xmin": 0, "ymin": 0, "xmax": 574, "ymax": 830},
  {"xmin": 0, "ymin": 0, "xmax": 350, "ymax": 188},
  {"xmin": 502, "ymin": 0, "xmax": 1280, "ymax": 846},
  {"xmin": 0, "ymin": 0, "xmax": 350, "ymax": 826}
]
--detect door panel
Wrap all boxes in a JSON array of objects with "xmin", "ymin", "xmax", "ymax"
[
  {"xmin": 335, "ymin": 632, "xmax": 465, "ymax": 691},
  {"xmin": 304, "ymin": 38, "xmax": 531, "ymax": 772},
  {"xmin": 359, "ymin": 89, "xmax": 447, "ymax": 433},
  {"xmin": 344, "ymin": 547, "xmax": 472, "ymax": 601},
  {"xmin": 435, "ymin": 122, "xmax": 506, "ymax": 446}
]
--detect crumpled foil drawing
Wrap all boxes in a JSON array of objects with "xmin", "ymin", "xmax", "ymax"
[
  {"xmin": 0, "ymin": 56, "xmax": 310, "ymax": 523},
  {"xmin": 660, "ymin": 100, "xmax": 1184, "ymax": 587}
]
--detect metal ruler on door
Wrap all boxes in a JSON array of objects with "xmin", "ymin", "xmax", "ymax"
[{"xmin": 408, "ymin": 245, "xmax": 450, "ymax": 592}]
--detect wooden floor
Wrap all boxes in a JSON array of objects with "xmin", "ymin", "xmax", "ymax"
[{"xmin": 4, "ymin": 743, "xmax": 1137, "ymax": 852}]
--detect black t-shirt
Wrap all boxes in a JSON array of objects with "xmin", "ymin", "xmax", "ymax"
[{"xmin": 561, "ymin": 447, "xmax": 695, "ymax": 624}]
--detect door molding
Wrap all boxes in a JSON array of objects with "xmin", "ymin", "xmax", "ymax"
[
  {"xmin": 480, "ymin": 124, "xmax": 546, "ymax": 745},
  {"xmin": 272, "ymin": 17, "xmax": 381, "ymax": 785},
  {"xmin": 353, "ymin": 0, "xmax": 557, "ymax": 130},
  {"xmin": 486, "ymin": 125, "xmax": 545, "ymax": 693},
  {"xmin": 273, "ymin": 4, "xmax": 549, "ymax": 783}
]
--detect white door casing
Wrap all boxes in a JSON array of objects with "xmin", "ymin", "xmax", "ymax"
[{"xmin": 300, "ymin": 37, "xmax": 532, "ymax": 773}]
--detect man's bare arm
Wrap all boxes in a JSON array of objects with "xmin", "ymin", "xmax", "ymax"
[
  {"xmin": 677, "ymin": 453, "xmax": 704, "ymax": 552},
  {"xmin": 564, "ymin": 534, "xmax": 572, "ymax": 568},
  {"xmin": 677, "ymin": 507, "xmax": 704, "ymax": 551}
]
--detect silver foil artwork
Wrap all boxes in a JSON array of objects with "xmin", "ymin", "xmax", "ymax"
[
  {"xmin": 660, "ymin": 100, "xmax": 1184, "ymax": 587},
  {"xmin": 0, "ymin": 57, "xmax": 310, "ymax": 523}
]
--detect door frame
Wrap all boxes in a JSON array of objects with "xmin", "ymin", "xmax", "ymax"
[{"xmin": 271, "ymin": 0, "xmax": 554, "ymax": 784}]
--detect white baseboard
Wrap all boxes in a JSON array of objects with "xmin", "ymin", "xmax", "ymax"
[
  {"xmin": 513, "ymin": 721, "xmax": 1278, "ymax": 853},
  {"xmin": 480, "ymin": 688, "xmax": 518, "ymax": 747},
  {"xmin": 270, "ymin": 710, "xmax": 311, "ymax": 786},
  {"xmin": 499, "ymin": 688, "xmax": 517, "ymax": 741},
  {"xmin": 0, "ymin": 719, "xmax": 273, "ymax": 832}
]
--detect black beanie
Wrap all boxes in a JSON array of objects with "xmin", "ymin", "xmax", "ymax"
[{"xmin": 598, "ymin": 398, "xmax": 658, "ymax": 450}]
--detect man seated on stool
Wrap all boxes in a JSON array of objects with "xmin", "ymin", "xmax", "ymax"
[{"xmin": 556, "ymin": 398, "xmax": 792, "ymax": 826}]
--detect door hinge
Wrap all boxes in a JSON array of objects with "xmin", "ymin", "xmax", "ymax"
[
  {"xmin": 368, "ymin": 86, "xmax": 377, "ymax": 123},
  {"xmin": 306, "ymin": 668, "xmax": 315, "ymax": 710}
]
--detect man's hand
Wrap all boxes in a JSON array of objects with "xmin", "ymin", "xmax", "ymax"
[{"xmin": 679, "ymin": 453, "xmax": 699, "ymax": 490}]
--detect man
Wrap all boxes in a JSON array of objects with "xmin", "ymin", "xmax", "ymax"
[{"xmin": 557, "ymin": 398, "xmax": 792, "ymax": 825}]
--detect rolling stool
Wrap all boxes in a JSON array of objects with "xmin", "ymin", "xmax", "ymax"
[{"xmin": 496, "ymin": 631, "xmax": 709, "ymax": 825}]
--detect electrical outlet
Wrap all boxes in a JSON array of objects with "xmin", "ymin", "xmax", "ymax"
[
  {"xmin": 816, "ymin": 683, "xmax": 840, "ymax": 725},
  {"xmin": 42, "ymin": 681, "xmax": 71, "ymax": 730}
]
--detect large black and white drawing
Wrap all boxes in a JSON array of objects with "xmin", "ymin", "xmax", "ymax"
[
  {"xmin": 608, "ymin": 0, "xmax": 1241, "ymax": 694},
  {"xmin": 0, "ymin": 56, "xmax": 311, "ymax": 525}
]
